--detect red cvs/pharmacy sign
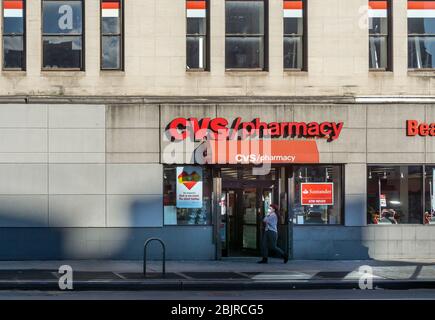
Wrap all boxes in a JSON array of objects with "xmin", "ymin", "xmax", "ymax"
[{"xmin": 301, "ymin": 183, "xmax": 334, "ymax": 206}]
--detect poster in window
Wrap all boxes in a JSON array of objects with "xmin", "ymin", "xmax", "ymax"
[
  {"xmin": 380, "ymin": 194, "xmax": 387, "ymax": 207},
  {"xmin": 176, "ymin": 166, "xmax": 203, "ymax": 208},
  {"xmin": 301, "ymin": 182, "xmax": 334, "ymax": 206}
]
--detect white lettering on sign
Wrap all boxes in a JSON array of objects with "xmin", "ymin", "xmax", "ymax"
[
  {"xmin": 234, "ymin": 154, "xmax": 297, "ymax": 164},
  {"xmin": 58, "ymin": 5, "xmax": 73, "ymax": 30}
]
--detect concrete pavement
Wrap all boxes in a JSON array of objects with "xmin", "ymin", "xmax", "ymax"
[{"xmin": 0, "ymin": 258, "xmax": 434, "ymax": 291}]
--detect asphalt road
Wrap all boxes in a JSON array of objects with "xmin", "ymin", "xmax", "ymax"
[{"xmin": 1, "ymin": 289, "xmax": 435, "ymax": 300}]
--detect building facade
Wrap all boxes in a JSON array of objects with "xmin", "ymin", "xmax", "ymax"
[{"xmin": 0, "ymin": 0, "xmax": 434, "ymax": 260}]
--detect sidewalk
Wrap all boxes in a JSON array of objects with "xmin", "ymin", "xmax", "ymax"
[{"xmin": 0, "ymin": 258, "xmax": 435, "ymax": 290}]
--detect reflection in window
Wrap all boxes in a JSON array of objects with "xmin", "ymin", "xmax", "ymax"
[
  {"xmin": 424, "ymin": 166, "xmax": 435, "ymax": 224},
  {"xmin": 292, "ymin": 165, "xmax": 343, "ymax": 225},
  {"xmin": 101, "ymin": 0, "xmax": 123, "ymax": 70},
  {"xmin": 369, "ymin": 1, "xmax": 390, "ymax": 70},
  {"xmin": 225, "ymin": 0, "xmax": 266, "ymax": 69},
  {"xmin": 186, "ymin": 0, "xmax": 208, "ymax": 70},
  {"xmin": 42, "ymin": 0, "xmax": 83, "ymax": 69},
  {"xmin": 2, "ymin": 0, "xmax": 25, "ymax": 70},
  {"xmin": 283, "ymin": 0, "xmax": 304, "ymax": 70},
  {"xmin": 367, "ymin": 166, "xmax": 423, "ymax": 224},
  {"xmin": 163, "ymin": 166, "xmax": 212, "ymax": 225},
  {"xmin": 408, "ymin": 0, "xmax": 435, "ymax": 69}
]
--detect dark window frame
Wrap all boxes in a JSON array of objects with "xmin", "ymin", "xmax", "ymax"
[
  {"xmin": 2, "ymin": 0, "xmax": 26, "ymax": 71},
  {"xmin": 41, "ymin": 0, "xmax": 85, "ymax": 71},
  {"xmin": 186, "ymin": 0, "xmax": 210, "ymax": 71},
  {"xmin": 100, "ymin": 0, "xmax": 124, "ymax": 71},
  {"xmin": 369, "ymin": 0, "xmax": 393, "ymax": 71},
  {"xmin": 225, "ymin": 0, "xmax": 269, "ymax": 71},
  {"xmin": 283, "ymin": 0, "xmax": 307, "ymax": 71},
  {"xmin": 366, "ymin": 164, "xmax": 428, "ymax": 225},
  {"xmin": 407, "ymin": 0, "xmax": 435, "ymax": 70},
  {"xmin": 423, "ymin": 165, "xmax": 435, "ymax": 224},
  {"xmin": 291, "ymin": 164, "xmax": 345, "ymax": 226},
  {"xmin": 163, "ymin": 164, "xmax": 213, "ymax": 227}
]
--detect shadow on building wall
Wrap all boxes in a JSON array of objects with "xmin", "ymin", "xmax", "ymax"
[
  {"xmin": 3, "ymin": 196, "xmax": 434, "ymax": 262},
  {"xmin": 0, "ymin": 208, "xmax": 64, "ymax": 260}
]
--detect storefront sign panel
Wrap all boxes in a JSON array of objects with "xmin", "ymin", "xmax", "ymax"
[
  {"xmin": 301, "ymin": 182, "xmax": 334, "ymax": 206},
  {"xmin": 205, "ymin": 140, "xmax": 320, "ymax": 164},
  {"xmin": 176, "ymin": 166, "xmax": 203, "ymax": 208},
  {"xmin": 168, "ymin": 117, "xmax": 344, "ymax": 142},
  {"xmin": 407, "ymin": 120, "xmax": 435, "ymax": 137}
]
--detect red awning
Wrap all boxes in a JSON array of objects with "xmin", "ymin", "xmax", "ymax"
[{"xmin": 203, "ymin": 140, "xmax": 319, "ymax": 164}]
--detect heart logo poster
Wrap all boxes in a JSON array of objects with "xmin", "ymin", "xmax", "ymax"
[{"xmin": 176, "ymin": 166, "xmax": 203, "ymax": 208}]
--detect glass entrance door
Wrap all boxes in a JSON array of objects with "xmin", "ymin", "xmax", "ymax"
[
  {"xmin": 241, "ymin": 187, "xmax": 259, "ymax": 252},
  {"xmin": 219, "ymin": 167, "xmax": 278, "ymax": 257}
]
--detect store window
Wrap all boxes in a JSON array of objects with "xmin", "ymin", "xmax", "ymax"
[
  {"xmin": 408, "ymin": 0, "xmax": 435, "ymax": 69},
  {"xmin": 291, "ymin": 165, "xmax": 343, "ymax": 225},
  {"xmin": 424, "ymin": 166, "xmax": 435, "ymax": 224},
  {"xmin": 2, "ymin": 0, "xmax": 25, "ymax": 70},
  {"xmin": 42, "ymin": 0, "xmax": 83, "ymax": 70},
  {"xmin": 163, "ymin": 166, "xmax": 212, "ymax": 225},
  {"xmin": 225, "ymin": 0, "xmax": 266, "ymax": 70},
  {"xmin": 283, "ymin": 0, "xmax": 304, "ymax": 70},
  {"xmin": 367, "ymin": 166, "xmax": 423, "ymax": 224},
  {"xmin": 101, "ymin": 0, "xmax": 123, "ymax": 70},
  {"xmin": 369, "ymin": 0, "xmax": 391, "ymax": 70},
  {"xmin": 186, "ymin": 0, "xmax": 209, "ymax": 70}
]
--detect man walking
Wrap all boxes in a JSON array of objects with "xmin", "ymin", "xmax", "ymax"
[{"xmin": 258, "ymin": 204, "xmax": 288, "ymax": 264}]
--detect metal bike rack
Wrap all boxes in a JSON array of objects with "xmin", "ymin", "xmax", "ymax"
[{"xmin": 143, "ymin": 237, "xmax": 166, "ymax": 277}]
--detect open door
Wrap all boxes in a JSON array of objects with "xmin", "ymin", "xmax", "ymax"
[{"xmin": 212, "ymin": 170, "xmax": 222, "ymax": 260}]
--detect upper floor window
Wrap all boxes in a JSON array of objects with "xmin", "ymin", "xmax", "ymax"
[
  {"xmin": 225, "ymin": 0, "xmax": 267, "ymax": 70},
  {"xmin": 369, "ymin": 0, "xmax": 391, "ymax": 70},
  {"xmin": 186, "ymin": 0, "xmax": 209, "ymax": 70},
  {"xmin": 42, "ymin": 0, "xmax": 83, "ymax": 70},
  {"xmin": 283, "ymin": 0, "xmax": 304, "ymax": 70},
  {"xmin": 2, "ymin": 0, "xmax": 25, "ymax": 70},
  {"xmin": 101, "ymin": 0, "xmax": 123, "ymax": 70},
  {"xmin": 408, "ymin": 0, "xmax": 435, "ymax": 69}
]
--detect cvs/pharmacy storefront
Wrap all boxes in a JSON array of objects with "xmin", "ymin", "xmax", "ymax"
[
  {"xmin": 162, "ymin": 114, "xmax": 345, "ymax": 259},
  {"xmin": 160, "ymin": 103, "xmax": 435, "ymax": 260}
]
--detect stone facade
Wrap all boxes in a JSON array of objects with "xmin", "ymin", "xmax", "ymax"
[
  {"xmin": 0, "ymin": 0, "xmax": 434, "ymax": 260},
  {"xmin": 0, "ymin": 0, "xmax": 433, "ymax": 96},
  {"xmin": 0, "ymin": 101, "xmax": 431, "ymax": 260}
]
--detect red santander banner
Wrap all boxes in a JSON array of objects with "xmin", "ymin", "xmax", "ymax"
[{"xmin": 301, "ymin": 183, "xmax": 334, "ymax": 206}]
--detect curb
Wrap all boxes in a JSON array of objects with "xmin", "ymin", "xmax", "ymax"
[{"xmin": 1, "ymin": 279, "xmax": 435, "ymax": 291}]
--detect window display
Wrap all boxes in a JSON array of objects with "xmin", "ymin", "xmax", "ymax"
[
  {"xmin": 291, "ymin": 165, "xmax": 343, "ymax": 225},
  {"xmin": 163, "ymin": 166, "xmax": 211, "ymax": 225},
  {"xmin": 367, "ymin": 166, "xmax": 423, "ymax": 224},
  {"xmin": 424, "ymin": 166, "xmax": 435, "ymax": 224}
]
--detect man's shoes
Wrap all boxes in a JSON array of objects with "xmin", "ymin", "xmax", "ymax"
[
  {"xmin": 283, "ymin": 255, "xmax": 289, "ymax": 264},
  {"xmin": 257, "ymin": 258, "xmax": 268, "ymax": 264}
]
